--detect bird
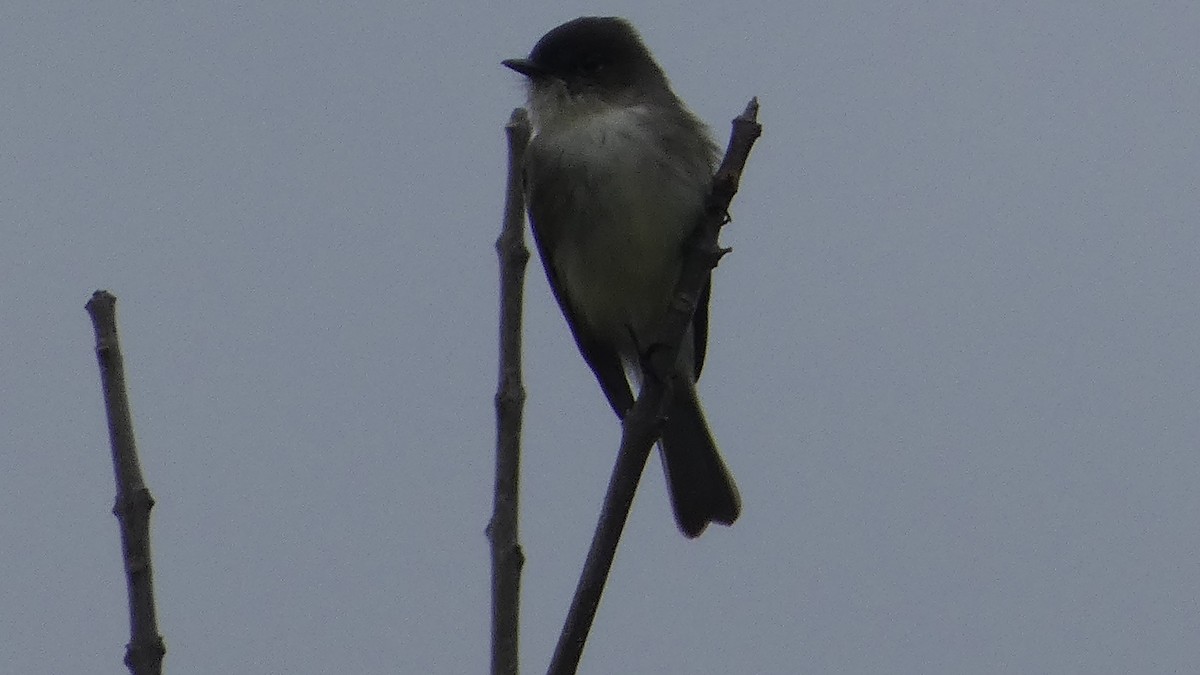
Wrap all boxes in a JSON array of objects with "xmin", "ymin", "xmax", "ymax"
[{"xmin": 503, "ymin": 17, "xmax": 740, "ymax": 538}]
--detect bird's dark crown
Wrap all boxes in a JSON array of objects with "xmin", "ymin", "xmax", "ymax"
[{"xmin": 518, "ymin": 17, "xmax": 668, "ymax": 95}]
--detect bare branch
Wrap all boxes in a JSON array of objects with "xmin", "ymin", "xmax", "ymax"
[
  {"xmin": 86, "ymin": 291, "xmax": 166, "ymax": 675},
  {"xmin": 489, "ymin": 108, "xmax": 533, "ymax": 675}
]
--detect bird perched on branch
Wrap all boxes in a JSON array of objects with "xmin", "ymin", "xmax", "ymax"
[{"xmin": 504, "ymin": 17, "xmax": 740, "ymax": 537}]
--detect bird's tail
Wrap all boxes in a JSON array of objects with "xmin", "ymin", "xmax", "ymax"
[{"xmin": 658, "ymin": 383, "xmax": 740, "ymax": 538}]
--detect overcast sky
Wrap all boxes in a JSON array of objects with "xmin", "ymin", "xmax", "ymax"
[{"xmin": 3, "ymin": 3, "xmax": 1198, "ymax": 673}]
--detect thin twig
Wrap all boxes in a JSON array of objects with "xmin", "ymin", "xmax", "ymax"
[
  {"xmin": 547, "ymin": 98, "xmax": 763, "ymax": 675},
  {"xmin": 489, "ymin": 108, "xmax": 533, "ymax": 675},
  {"xmin": 86, "ymin": 291, "xmax": 166, "ymax": 675}
]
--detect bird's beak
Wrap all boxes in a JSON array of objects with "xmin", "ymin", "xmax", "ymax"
[{"xmin": 502, "ymin": 58, "xmax": 547, "ymax": 79}]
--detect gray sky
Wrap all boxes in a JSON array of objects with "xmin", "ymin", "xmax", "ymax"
[{"xmin": 3, "ymin": 2, "xmax": 1198, "ymax": 673}]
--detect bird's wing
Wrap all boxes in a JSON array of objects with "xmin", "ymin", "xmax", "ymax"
[{"xmin": 692, "ymin": 277, "xmax": 711, "ymax": 379}]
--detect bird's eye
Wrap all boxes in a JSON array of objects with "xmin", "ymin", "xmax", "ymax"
[{"xmin": 577, "ymin": 56, "xmax": 604, "ymax": 75}]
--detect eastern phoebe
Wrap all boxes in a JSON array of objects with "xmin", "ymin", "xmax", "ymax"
[{"xmin": 504, "ymin": 17, "xmax": 740, "ymax": 538}]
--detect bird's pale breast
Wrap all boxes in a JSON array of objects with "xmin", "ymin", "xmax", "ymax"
[{"xmin": 536, "ymin": 105, "xmax": 708, "ymax": 358}]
